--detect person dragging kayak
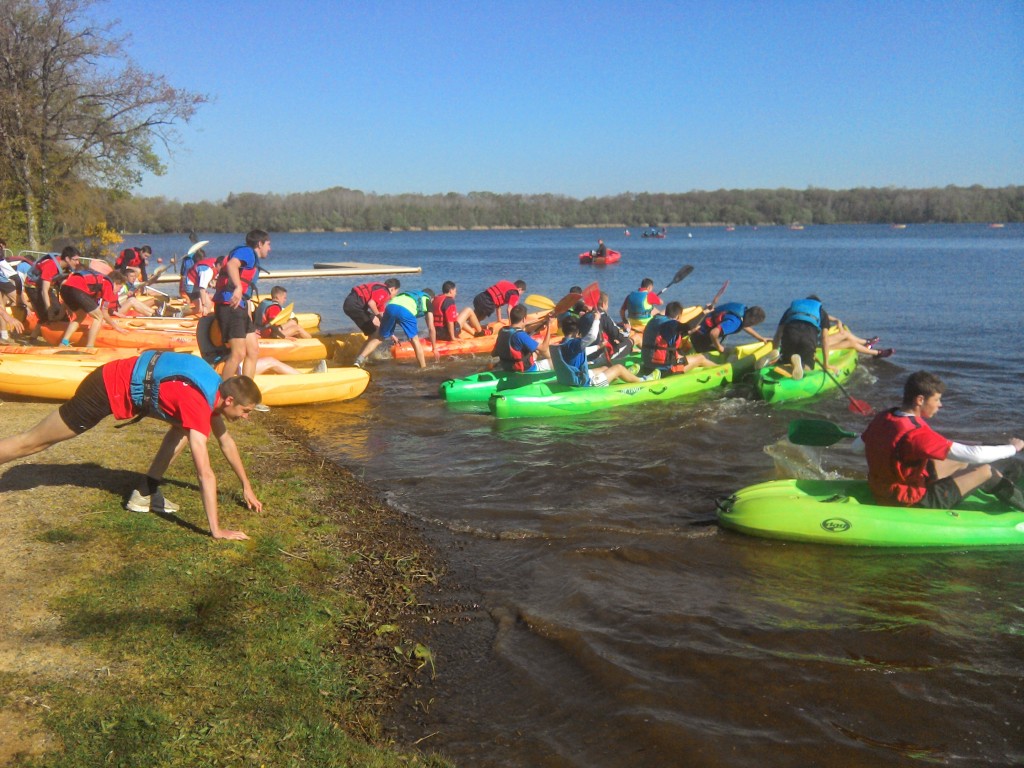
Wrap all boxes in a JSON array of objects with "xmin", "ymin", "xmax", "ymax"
[
  {"xmin": 855, "ymin": 371, "xmax": 1024, "ymax": 512},
  {"xmin": 343, "ymin": 278, "xmax": 400, "ymax": 337},
  {"xmin": 470, "ymin": 279, "xmax": 526, "ymax": 326},
  {"xmin": 353, "ymin": 288, "xmax": 436, "ymax": 369},
  {"xmin": 0, "ymin": 351, "xmax": 264, "ymax": 540}
]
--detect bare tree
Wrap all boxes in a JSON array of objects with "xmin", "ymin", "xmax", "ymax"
[{"xmin": 0, "ymin": 0, "xmax": 208, "ymax": 247}]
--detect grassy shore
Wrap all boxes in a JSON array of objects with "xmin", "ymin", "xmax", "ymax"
[{"xmin": 0, "ymin": 400, "xmax": 450, "ymax": 767}]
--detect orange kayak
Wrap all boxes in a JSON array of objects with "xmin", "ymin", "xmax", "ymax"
[{"xmin": 390, "ymin": 317, "xmax": 557, "ymax": 361}]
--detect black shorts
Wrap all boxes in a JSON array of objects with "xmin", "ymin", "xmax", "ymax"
[
  {"xmin": 690, "ymin": 332, "xmax": 714, "ymax": 354},
  {"xmin": 435, "ymin": 322, "xmax": 462, "ymax": 341},
  {"xmin": 27, "ymin": 285, "xmax": 48, "ymax": 317},
  {"xmin": 779, "ymin": 322, "xmax": 820, "ymax": 369},
  {"xmin": 915, "ymin": 476, "xmax": 963, "ymax": 510},
  {"xmin": 60, "ymin": 285, "xmax": 99, "ymax": 313},
  {"xmin": 343, "ymin": 292, "xmax": 377, "ymax": 336},
  {"xmin": 473, "ymin": 293, "xmax": 495, "ymax": 321},
  {"xmin": 0, "ymin": 279, "xmax": 15, "ymax": 297},
  {"xmin": 58, "ymin": 367, "xmax": 113, "ymax": 434},
  {"xmin": 214, "ymin": 302, "xmax": 255, "ymax": 341}
]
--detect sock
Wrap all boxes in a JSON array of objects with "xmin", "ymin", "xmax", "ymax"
[{"xmin": 144, "ymin": 475, "xmax": 162, "ymax": 496}]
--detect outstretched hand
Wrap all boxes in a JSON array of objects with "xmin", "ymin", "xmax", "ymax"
[{"xmin": 213, "ymin": 528, "xmax": 249, "ymax": 541}]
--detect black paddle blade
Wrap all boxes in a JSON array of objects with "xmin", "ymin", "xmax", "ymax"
[
  {"xmin": 659, "ymin": 265, "xmax": 694, "ymax": 295},
  {"xmin": 787, "ymin": 419, "xmax": 859, "ymax": 446}
]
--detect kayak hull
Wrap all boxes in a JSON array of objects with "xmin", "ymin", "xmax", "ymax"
[
  {"xmin": 717, "ymin": 478, "xmax": 1024, "ymax": 547},
  {"xmin": 756, "ymin": 347, "xmax": 858, "ymax": 404},
  {"xmin": 579, "ymin": 249, "xmax": 621, "ymax": 265},
  {"xmin": 489, "ymin": 341, "xmax": 772, "ymax": 419},
  {"xmin": 390, "ymin": 316, "xmax": 552, "ymax": 360}
]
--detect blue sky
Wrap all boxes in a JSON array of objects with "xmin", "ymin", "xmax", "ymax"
[{"xmin": 92, "ymin": 0, "xmax": 1022, "ymax": 202}]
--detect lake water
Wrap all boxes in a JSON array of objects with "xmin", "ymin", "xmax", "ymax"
[{"xmin": 125, "ymin": 224, "xmax": 1024, "ymax": 767}]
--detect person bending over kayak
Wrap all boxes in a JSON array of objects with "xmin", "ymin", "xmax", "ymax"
[
  {"xmin": 354, "ymin": 288, "xmax": 436, "ymax": 369},
  {"xmin": 553, "ymin": 314, "xmax": 656, "ymax": 388},
  {"xmin": 689, "ymin": 302, "xmax": 768, "ymax": 354},
  {"xmin": 619, "ymin": 277, "xmax": 663, "ymax": 333},
  {"xmin": 343, "ymin": 278, "xmax": 400, "ymax": 337},
  {"xmin": 0, "ymin": 351, "xmax": 264, "ymax": 540},
  {"xmin": 431, "ymin": 280, "xmax": 484, "ymax": 341},
  {"xmin": 855, "ymin": 371, "xmax": 1024, "ymax": 512},
  {"xmin": 471, "ymin": 279, "xmax": 526, "ymax": 325},
  {"xmin": 58, "ymin": 267, "xmax": 130, "ymax": 348},
  {"xmin": 639, "ymin": 302, "xmax": 716, "ymax": 376},
  {"xmin": 493, "ymin": 304, "xmax": 551, "ymax": 372}
]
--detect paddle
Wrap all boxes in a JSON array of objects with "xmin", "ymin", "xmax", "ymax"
[
  {"xmin": 788, "ymin": 419, "xmax": 858, "ymax": 446},
  {"xmin": 707, "ymin": 279, "xmax": 729, "ymax": 308},
  {"xmin": 524, "ymin": 289, "xmax": 585, "ymax": 334},
  {"xmin": 525, "ymin": 294, "xmax": 555, "ymax": 310},
  {"xmin": 818, "ymin": 361, "xmax": 875, "ymax": 415},
  {"xmin": 657, "ymin": 265, "xmax": 694, "ymax": 296},
  {"xmin": 186, "ymin": 240, "xmax": 210, "ymax": 257},
  {"xmin": 269, "ymin": 302, "xmax": 295, "ymax": 327}
]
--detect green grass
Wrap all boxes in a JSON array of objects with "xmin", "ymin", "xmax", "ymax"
[{"xmin": 21, "ymin": 422, "xmax": 450, "ymax": 768}]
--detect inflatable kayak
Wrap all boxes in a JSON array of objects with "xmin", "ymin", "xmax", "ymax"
[
  {"xmin": 717, "ymin": 478, "xmax": 1024, "ymax": 547},
  {"xmin": 579, "ymin": 249, "xmax": 621, "ymax": 265},
  {"xmin": 0, "ymin": 355, "xmax": 366, "ymax": 405},
  {"xmin": 489, "ymin": 341, "xmax": 773, "ymax": 419},
  {"xmin": 756, "ymin": 347, "xmax": 858, "ymax": 404}
]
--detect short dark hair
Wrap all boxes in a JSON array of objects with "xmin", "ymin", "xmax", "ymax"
[
  {"xmin": 140, "ymin": 245, "xmax": 152, "ymax": 255},
  {"xmin": 385, "ymin": 278, "xmax": 401, "ymax": 290},
  {"xmin": 640, "ymin": 278, "xmax": 654, "ymax": 290},
  {"xmin": 421, "ymin": 287, "xmax": 435, "ymax": 298},
  {"xmin": 514, "ymin": 280, "xmax": 527, "ymax": 291},
  {"xmin": 664, "ymin": 301, "xmax": 683, "ymax": 318},
  {"xmin": 560, "ymin": 314, "xmax": 580, "ymax": 336},
  {"xmin": 220, "ymin": 375, "xmax": 262, "ymax": 405},
  {"xmin": 742, "ymin": 306, "xmax": 766, "ymax": 327},
  {"xmin": 902, "ymin": 371, "xmax": 944, "ymax": 408},
  {"xmin": 270, "ymin": 285, "xmax": 287, "ymax": 298},
  {"xmin": 569, "ymin": 285, "xmax": 582, "ymax": 294},
  {"xmin": 245, "ymin": 229, "xmax": 270, "ymax": 248},
  {"xmin": 509, "ymin": 304, "xmax": 528, "ymax": 324},
  {"xmin": 60, "ymin": 245, "xmax": 81, "ymax": 261},
  {"xmin": 442, "ymin": 280, "xmax": 456, "ymax": 293}
]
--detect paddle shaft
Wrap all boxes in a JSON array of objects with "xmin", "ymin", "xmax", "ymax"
[{"xmin": 818, "ymin": 361, "xmax": 874, "ymax": 416}]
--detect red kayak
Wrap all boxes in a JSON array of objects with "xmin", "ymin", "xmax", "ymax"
[{"xmin": 579, "ymin": 249, "xmax": 620, "ymax": 265}]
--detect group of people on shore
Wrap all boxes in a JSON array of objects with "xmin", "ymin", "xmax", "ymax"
[{"xmin": 2, "ymin": 230, "xmax": 1022, "ymax": 544}]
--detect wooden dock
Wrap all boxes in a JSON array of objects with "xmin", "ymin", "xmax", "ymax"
[{"xmin": 152, "ymin": 261, "xmax": 420, "ymax": 284}]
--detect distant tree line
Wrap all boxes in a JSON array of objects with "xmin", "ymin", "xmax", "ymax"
[{"xmin": 93, "ymin": 184, "xmax": 1023, "ymax": 235}]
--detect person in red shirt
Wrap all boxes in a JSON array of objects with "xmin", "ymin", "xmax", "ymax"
[
  {"xmin": 430, "ymin": 280, "xmax": 484, "ymax": 341},
  {"xmin": 255, "ymin": 285, "xmax": 311, "ymax": 340},
  {"xmin": 471, "ymin": 279, "xmax": 526, "ymax": 325},
  {"xmin": 343, "ymin": 278, "xmax": 400, "ymax": 337},
  {"xmin": 859, "ymin": 371, "xmax": 1024, "ymax": 511},
  {"xmin": 58, "ymin": 268, "xmax": 129, "ymax": 348},
  {"xmin": 0, "ymin": 352, "xmax": 263, "ymax": 541},
  {"xmin": 26, "ymin": 246, "xmax": 80, "ymax": 340}
]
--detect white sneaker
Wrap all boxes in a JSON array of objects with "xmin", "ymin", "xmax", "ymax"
[
  {"xmin": 313, "ymin": 359, "xmax": 328, "ymax": 374},
  {"xmin": 790, "ymin": 354, "xmax": 804, "ymax": 381},
  {"xmin": 126, "ymin": 489, "xmax": 180, "ymax": 514}
]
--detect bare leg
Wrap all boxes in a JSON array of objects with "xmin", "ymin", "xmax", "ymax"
[
  {"xmin": 220, "ymin": 337, "xmax": 247, "ymax": 380},
  {"xmin": 60, "ymin": 310, "xmax": 86, "ymax": 345},
  {"xmin": 0, "ymin": 410, "xmax": 77, "ymax": 465},
  {"xmin": 598, "ymin": 364, "xmax": 643, "ymax": 384},
  {"xmin": 242, "ymin": 332, "xmax": 260, "ymax": 379},
  {"xmin": 141, "ymin": 427, "xmax": 189, "ymax": 483},
  {"xmin": 457, "ymin": 307, "xmax": 483, "ymax": 334},
  {"xmin": 83, "ymin": 310, "xmax": 104, "ymax": 348}
]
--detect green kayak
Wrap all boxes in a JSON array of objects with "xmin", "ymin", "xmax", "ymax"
[
  {"xmin": 717, "ymin": 478, "xmax": 1024, "ymax": 547},
  {"xmin": 756, "ymin": 347, "xmax": 858, "ymax": 404},
  {"xmin": 489, "ymin": 341, "xmax": 772, "ymax": 419},
  {"xmin": 440, "ymin": 368, "xmax": 556, "ymax": 403}
]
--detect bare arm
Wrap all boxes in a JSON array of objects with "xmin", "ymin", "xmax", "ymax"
[
  {"xmin": 211, "ymin": 414, "xmax": 263, "ymax": 514},
  {"xmin": 188, "ymin": 426, "xmax": 248, "ymax": 540}
]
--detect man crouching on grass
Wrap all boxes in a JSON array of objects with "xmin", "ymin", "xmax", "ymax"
[{"xmin": 0, "ymin": 351, "xmax": 262, "ymax": 541}]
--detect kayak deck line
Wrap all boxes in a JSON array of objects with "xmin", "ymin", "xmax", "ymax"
[{"xmin": 151, "ymin": 261, "xmax": 421, "ymax": 283}]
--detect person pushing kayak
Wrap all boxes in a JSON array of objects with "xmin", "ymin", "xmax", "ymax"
[
  {"xmin": 855, "ymin": 371, "xmax": 1024, "ymax": 512},
  {"xmin": 470, "ymin": 279, "xmax": 526, "ymax": 326},
  {"xmin": 0, "ymin": 351, "xmax": 264, "ymax": 540},
  {"xmin": 344, "ymin": 278, "xmax": 400, "ymax": 337},
  {"xmin": 353, "ymin": 288, "xmax": 436, "ymax": 369},
  {"xmin": 689, "ymin": 302, "xmax": 769, "ymax": 354}
]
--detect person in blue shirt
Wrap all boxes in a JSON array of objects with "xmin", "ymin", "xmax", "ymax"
[
  {"xmin": 354, "ymin": 289, "xmax": 436, "ymax": 369},
  {"xmin": 552, "ymin": 314, "xmax": 657, "ymax": 388},
  {"xmin": 493, "ymin": 304, "xmax": 551, "ymax": 372},
  {"xmin": 212, "ymin": 229, "xmax": 271, "ymax": 379},
  {"xmin": 689, "ymin": 302, "xmax": 768, "ymax": 355}
]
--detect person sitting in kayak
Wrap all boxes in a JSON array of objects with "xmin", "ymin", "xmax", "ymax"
[
  {"xmin": 431, "ymin": 280, "xmax": 485, "ymax": 341},
  {"xmin": 353, "ymin": 288, "xmax": 436, "ymax": 369},
  {"xmin": 493, "ymin": 304, "xmax": 550, "ymax": 372},
  {"xmin": 343, "ymin": 278, "xmax": 400, "ymax": 337},
  {"xmin": 255, "ymin": 286, "xmax": 312, "ymax": 340},
  {"xmin": 578, "ymin": 292, "xmax": 633, "ymax": 365},
  {"xmin": 0, "ymin": 351, "xmax": 263, "ymax": 540},
  {"xmin": 689, "ymin": 302, "xmax": 769, "ymax": 355},
  {"xmin": 856, "ymin": 371, "xmax": 1024, "ymax": 512},
  {"xmin": 638, "ymin": 302, "xmax": 703, "ymax": 376},
  {"xmin": 471, "ymin": 279, "xmax": 526, "ymax": 325},
  {"xmin": 773, "ymin": 296, "xmax": 895, "ymax": 380},
  {"xmin": 619, "ymin": 278, "xmax": 663, "ymax": 333},
  {"xmin": 553, "ymin": 314, "xmax": 655, "ymax": 388}
]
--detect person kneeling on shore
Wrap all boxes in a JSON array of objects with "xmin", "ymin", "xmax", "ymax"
[
  {"xmin": 0, "ymin": 351, "xmax": 263, "ymax": 540},
  {"xmin": 856, "ymin": 371, "xmax": 1024, "ymax": 512}
]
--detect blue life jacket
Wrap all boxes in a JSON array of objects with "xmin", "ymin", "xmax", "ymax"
[
  {"xmin": 26, "ymin": 254, "xmax": 61, "ymax": 287},
  {"xmin": 255, "ymin": 298, "xmax": 277, "ymax": 331},
  {"xmin": 781, "ymin": 298, "xmax": 823, "ymax": 330},
  {"xmin": 625, "ymin": 290, "xmax": 654, "ymax": 320},
  {"xmin": 698, "ymin": 302, "xmax": 746, "ymax": 337},
  {"xmin": 129, "ymin": 351, "xmax": 221, "ymax": 423},
  {"xmin": 551, "ymin": 338, "xmax": 589, "ymax": 386}
]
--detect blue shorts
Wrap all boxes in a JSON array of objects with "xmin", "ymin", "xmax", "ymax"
[{"xmin": 379, "ymin": 305, "xmax": 418, "ymax": 340}]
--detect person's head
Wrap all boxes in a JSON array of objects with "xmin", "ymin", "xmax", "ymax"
[
  {"xmin": 598, "ymin": 239, "xmax": 604, "ymax": 245},
  {"xmin": 514, "ymin": 280, "xmax": 527, "ymax": 292},
  {"xmin": 560, "ymin": 314, "xmax": 580, "ymax": 337},
  {"xmin": 442, "ymin": 280, "xmax": 456, "ymax": 295},
  {"xmin": 385, "ymin": 278, "xmax": 401, "ymax": 295},
  {"xmin": 742, "ymin": 306, "xmax": 766, "ymax": 328},
  {"xmin": 806, "ymin": 294, "xmax": 822, "ymax": 302},
  {"xmin": 139, "ymin": 245, "xmax": 152, "ymax": 256},
  {"xmin": 902, "ymin": 371, "xmax": 945, "ymax": 414},
  {"xmin": 509, "ymin": 304, "xmax": 528, "ymax": 325},
  {"xmin": 572, "ymin": 300, "xmax": 588, "ymax": 315},
  {"xmin": 218, "ymin": 375, "xmax": 262, "ymax": 420},
  {"xmin": 60, "ymin": 245, "xmax": 81, "ymax": 267},
  {"xmin": 569, "ymin": 285, "xmax": 582, "ymax": 294},
  {"xmin": 107, "ymin": 270, "xmax": 127, "ymax": 286},
  {"xmin": 597, "ymin": 291, "xmax": 610, "ymax": 311},
  {"xmin": 640, "ymin": 278, "xmax": 654, "ymax": 290},
  {"xmin": 421, "ymin": 287, "xmax": 435, "ymax": 298},
  {"xmin": 246, "ymin": 229, "xmax": 271, "ymax": 258},
  {"xmin": 125, "ymin": 266, "xmax": 141, "ymax": 283},
  {"xmin": 664, "ymin": 301, "xmax": 683, "ymax": 319},
  {"xmin": 271, "ymin": 285, "xmax": 288, "ymax": 301}
]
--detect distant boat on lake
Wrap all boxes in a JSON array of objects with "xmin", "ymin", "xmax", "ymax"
[{"xmin": 641, "ymin": 227, "xmax": 667, "ymax": 239}]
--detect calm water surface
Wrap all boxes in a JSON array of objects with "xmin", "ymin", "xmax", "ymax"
[{"xmin": 129, "ymin": 225, "xmax": 1024, "ymax": 766}]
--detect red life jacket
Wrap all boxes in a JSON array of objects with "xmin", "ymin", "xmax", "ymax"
[
  {"xmin": 214, "ymin": 246, "xmax": 260, "ymax": 301},
  {"xmin": 352, "ymin": 282, "xmax": 391, "ymax": 309},
  {"xmin": 493, "ymin": 326, "xmax": 534, "ymax": 372},
  {"xmin": 115, "ymin": 247, "xmax": 144, "ymax": 270},
  {"xmin": 431, "ymin": 295, "xmax": 457, "ymax": 328},
  {"xmin": 26, "ymin": 254, "xmax": 61, "ymax": 287},
  {"xmin": 486, "ymin": 281, "xmax": 519, "ymax": 308},
  {"xmin": 862, "ymin": 409, "xmax": 945, "ymax": 506},
  {"xmin": 185, "ymin": 256, "xmax": 219, "ymax": 289},
  {"xmin": 64, "ymin": 269, "xmax": 108, "ymax": 299},
  {"xmin": 641, "ymin": 316, "xmax": 685, "ymax": 367}
]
